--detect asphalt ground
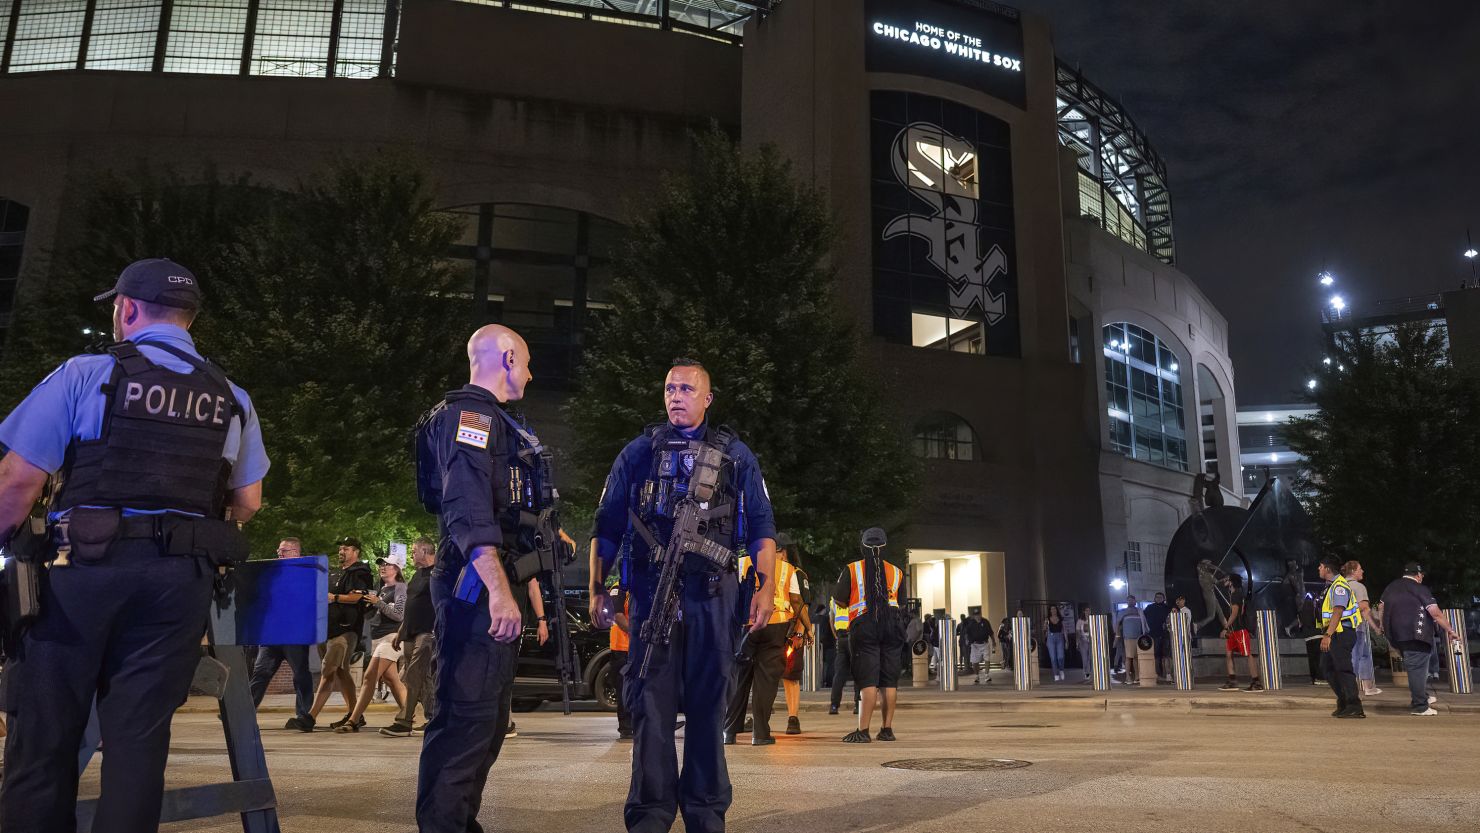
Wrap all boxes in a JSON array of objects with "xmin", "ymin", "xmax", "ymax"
[{"xmin": 90, "ymin": 679, "xmax": 1480, "ymax": 832}]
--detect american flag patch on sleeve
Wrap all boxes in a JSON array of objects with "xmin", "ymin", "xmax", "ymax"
[{"xmin": 456, "ymin": 410, "xmax": 492, "ymax": 449}]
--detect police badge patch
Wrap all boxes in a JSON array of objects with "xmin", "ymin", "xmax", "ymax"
[
  {"xmin": 681, "ymin": 452, "xmax": 696, "ymax": 476},
  {"xmin": 456, "ymin": 410, "xmax": 491, "ymax": 449}
]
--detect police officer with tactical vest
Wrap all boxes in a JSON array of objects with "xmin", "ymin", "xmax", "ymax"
[
  {"xmin": 412, "ymin": 323, "xmax": 574, "ymax": 833},
  {"xmin": 589, "ymin": 358, "xmax": 776, "ymax": 833},
  {"xmin": 724, "ymin": 531, "xmax": 799, "ymax": 745},
  {"xmin": 1316, "ymin": 555, "xmax": 1366, "ymax": 718},
  {"xmin": 0, "ymin": 259, "xmax": 268, "ymax": 832},
  {"xmin": 833, "ymin": 527, "xmax": 905, "ymax": 743}
]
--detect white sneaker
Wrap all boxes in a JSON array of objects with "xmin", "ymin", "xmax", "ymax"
[
  {"xmin": 1365, "ymin": 687, "xmax": 1383, "ymax": 696},
  {"xmin": 1412, "ymin": 707, "xmax": 1438, "ymax": 716},
  {"xmin": 1428, "ymin": 694, "xmax": 1438, "ymax": 704}
]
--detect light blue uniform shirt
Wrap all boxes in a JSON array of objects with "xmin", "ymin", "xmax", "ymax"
[{"xmin": 0, "ymin": 323, "xmax": 269, "ymax": 517}]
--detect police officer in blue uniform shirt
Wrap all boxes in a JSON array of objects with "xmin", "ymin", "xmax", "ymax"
[
  {"xmin": 0, "ymin": 258, "xmax": 269, "ymax": 833},
  {"xmin": 589, "ymin": 358, "xmax": 777, "ymax": 833},
  {"xmin": 414, "ymin": 323, "xmax": 567, "ymax": 833}
]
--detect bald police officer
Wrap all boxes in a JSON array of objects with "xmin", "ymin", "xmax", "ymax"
[
  {"xmin": 589, "ymin": 358, "xmax": 776, "ymax": 833},
  {"xmin": 0, "ymin": 259, "xmax": 269, "ymax": 833},
  {"xmin": 414, "ymin": 324, "xmax": 568, "ymax": 833}
]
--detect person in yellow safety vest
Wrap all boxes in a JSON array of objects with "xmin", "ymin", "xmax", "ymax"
[
  {"xmin": 831, "ymin": 527, "xmax": 904, "ymax": 743},
  {"xmin": 607, "ymin": 584, "xmax": 634, "ymax": 739},
  {"xmin": 779, "ymin": 559, "xmax": 814, "ymax": 735},
  {"xmin": 827, "ymin": 598, "xmax": 857, "ymax": 714},
  {"xmin": 1316, "ymin": 556, "xmax": 1366, "ymax": 718},
  {"xmin": 724, "ymin": 533, "xmax": 802, "ymax": 745}
]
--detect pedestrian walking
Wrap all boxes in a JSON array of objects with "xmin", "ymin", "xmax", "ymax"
[
  {"xmin": 725, "ymin": 533, "xmax": 803, "ymax": 744},
  {"xmin": 1044, "ymin": 606, "xmax": 1067, "ymax": 681},
  {"xmin": 1316, "ymin": 557, "xmax": 1364, "ymax": 718},
  {"xmin": 962, "ymin": 607, "xmax": 994, "ymax": 684},
  {"xmin": 1143, "ymin": 592, "xmax": 1171, "ymax": 681},
  {"xmin": 828, "ymin": 599, "xmax": 857, "ymax": 714},
  {"xmin": 336, "ymin": 556, "xmax": 408, "ymax": 733},
  {"xmin": 0, "ymin": 259, "xmax": 268, "ymax": 832},
  {"xmin": 1117, "ymin": 595, "xmax": 1149, "ymax": 684},
  {"xmin": 1076, "ymin": 604, "xmax": 1095, "ymax": 681},
  {"xmin": 1217, "ymin": 575, "xmax": 1262, "ymax": 691},
  {"xmin": 298, "ymin": 536, "xmax": 374, "ymax": 731},
  {"xmin": 1380, "ymin": 562, "xmax": 1463, "ymax": 716},
  {"xmin": 381, "ymin": 538, "xmax": 438, "ymax": 737},
  {"xmin": 833, "ymin": 528, "xmax": 905, "ymax": 743},
  {"xmin": 249, "ymin": 538, "xmax": 317, "ymax": 727},
  {"xmin": 1342, "ymin": 561, "xmax": 1382, "ymax": 696}
]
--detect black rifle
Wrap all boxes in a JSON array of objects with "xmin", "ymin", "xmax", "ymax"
[
  {"xmin": 532, "ymin": 508, "xmax": 578, "ymax": 715},
  {"xmin": 633, "ymin": 443, "xmax": 734, "ymax": 679}
]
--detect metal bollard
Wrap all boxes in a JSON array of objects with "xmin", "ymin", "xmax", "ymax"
[
  {"xmin": 801, "ymin": 639, "xmax": 822, "ymax": 693},
  {"xmin": 1011, "ymin": 616, "xmax": 1034, "ymax": 690},
  {"xmin": 1255, "ymin": 609, "xmax": 1283, "ymax": 690},
  {"xmin": 1169, "ymin": 610, "xmax": 1194, "ymax": 690},
  {"xmin": 937, "ymin": 617, "xmax": 958, "ymax": 692},
  {"xmin": 1445, "ymin": 609, "xmax": 1472, "ymax": 694},
  {"xmin": 1087, "ymin": 614, "xmax": 1112, "ymax": 691}
]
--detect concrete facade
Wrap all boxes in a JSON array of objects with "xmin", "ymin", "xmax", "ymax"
[{"xmin": 0, "ymin": 0, "xmax": 1243, "ymax": 624}]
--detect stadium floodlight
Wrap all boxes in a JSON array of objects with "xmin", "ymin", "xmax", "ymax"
[
  {"xmin": 1330, "ymin": 295, "xmax": 1346, "ymax": 311},
  {"xmin": 1466, "ymin": 248, "xmax": 1478, "ymax": 260},
  {"xmin": 1307, "ymin": 379, "xmax": 1318, "ymax": 391},
  {"xmin": 1318, "ymin": 271, "xmax": 1335, "ymax": 286}
]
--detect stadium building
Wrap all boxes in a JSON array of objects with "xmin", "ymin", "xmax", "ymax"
[{"xmin": 0, "ymin": 0, "xmax": 1245, "ymax": 624}]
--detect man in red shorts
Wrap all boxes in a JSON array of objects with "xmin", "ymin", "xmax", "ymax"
[{"xmin": 1218, "ymin": 573, "xmax": 1262, "ymax": 691}]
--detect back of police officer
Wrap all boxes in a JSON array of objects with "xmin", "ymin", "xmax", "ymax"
[
  {"xmin": 413, "ymin": 324, "xmax": 545, "ymax": 833},
  {"xmin": 588, "ymin": 359, "xmax": 776, "ymax": 833},
  {"xmin": 0, "ymin": 259, "xmax": 268, "ymax": 833}
]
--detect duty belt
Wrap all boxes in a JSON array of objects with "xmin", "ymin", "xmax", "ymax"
[{"xmin": 51, "ymin": 514, "xmax": 165, "ymax": 547}]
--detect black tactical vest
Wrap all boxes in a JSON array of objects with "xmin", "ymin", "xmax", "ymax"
[
  {"xmin": 51, "ymin": 341, "xmax": 238, "ymax": 517},
  {"xmin": 634, "ymin": 423, "xmax": 742, "ymax": 553},
  {"xmin": 415, "ymin": 389, "xmax": 556, "ymax": 554}
]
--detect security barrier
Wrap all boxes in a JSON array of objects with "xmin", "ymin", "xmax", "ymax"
[
  {"xmin": 1168, "ymin": 611, "xmax": 1194, "ymax": 690},
  {"xmin": 937, "ymin": 617, "xmax": 959, "ymax": 692},
  {"xmin": 801, "ymin": 639, "xmax": 822, "ymax": 693},
  {"xmin": 1086, "ymin": 614, "xmax": 1112, "ymax": 691},
  {"xmin": 1011, "ymin": 617, "xmax": 1034, "ymax": 690},
  {"xmin": 1255, "ymin": 609, "xmax": 1283, "ymax": 690},
  {"xmin": 1445, "ymin": 609, "xmax": 1472, "ymax": 695}
]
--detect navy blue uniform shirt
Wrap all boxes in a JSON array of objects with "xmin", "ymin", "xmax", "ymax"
[
  {"xmin": 423, "ymin": 384, "xmax": 513, "ymax": 573},
  {"xmin": 591, "ymin": 420, "xmax": 776, "ymax": 571}
]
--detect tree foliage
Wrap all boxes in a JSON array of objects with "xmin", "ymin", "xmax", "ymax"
[
  {"xmin": 1, "ymin": 156, "xmax": 464, "ymax": 557},
  {"xmin": 1285, "ymin": 323, "xmax": 1480, "ymax": 600},
  {"xmin": 566, "ymin": 128, "xmax": 918, "ymax": 581}
]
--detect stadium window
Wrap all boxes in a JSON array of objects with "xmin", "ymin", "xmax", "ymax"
[
  {"xmin": 913, "ymin": 412, "xmax": 978, "ymax": 462},
  {"xmin": 1103, "ymin": 322, "xmax": 1187, "ymax": 471}
]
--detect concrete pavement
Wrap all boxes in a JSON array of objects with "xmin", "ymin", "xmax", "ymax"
[{"xmin": 107, "ymin": 682, "xmax": 1480, "ymax": 832}]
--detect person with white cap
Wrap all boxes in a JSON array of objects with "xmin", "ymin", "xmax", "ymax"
[{"xmin": 335, "ymin": 548, "xmax": 409, "ymax": 732}]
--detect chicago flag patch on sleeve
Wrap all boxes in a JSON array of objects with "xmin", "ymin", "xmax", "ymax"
[{"xmin": 456, "ymin": 410, "xmax": 492, "ymax": 449}]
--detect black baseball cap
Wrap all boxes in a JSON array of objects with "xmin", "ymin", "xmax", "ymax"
[
  {"xmin": 861, "ymin": 527, "xmax": 887, "ymax": 548},
  {"xmin": 337, "ymin": 536, "xmax": 362, "ymax": 549},
  {"xmin": 93, "ymin": 258, "xmax": 203, "ymax": 310},
  {"xmin": 1404, "ymin": 561, "xmax": 1425, "ymax": 576}
]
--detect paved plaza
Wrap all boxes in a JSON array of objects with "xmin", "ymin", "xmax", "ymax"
[{"xmin": 97, "ymin": 683, "xmax": 1480, "ymax": 832}]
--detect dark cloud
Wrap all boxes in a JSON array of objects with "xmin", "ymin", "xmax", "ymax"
[{"xmin": 1016, "ymin": 1, "xmax": 1480, "ymax": 401}]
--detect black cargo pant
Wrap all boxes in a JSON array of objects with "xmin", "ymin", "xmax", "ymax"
[
  {"xmin": 624, "ymin": 563, "xmax": 738, "ymax": 833},
  {"xmin": 0, "ymin": 539, "xmax": 214, "ymax": 833},
  {"xmin": 724, "ymin": 621, "xmax": 788, "ymax": 738},
  {"xmin": 1320, "ymin": 628, "xmax": 1362, "ymax": 714},
  {"xmin": 830, "ymin": 631, "xmax": 856, "ymax": 709},
  {"xmin": 415, "ymin": 569, "xmax": 516, "ymax": 833}
]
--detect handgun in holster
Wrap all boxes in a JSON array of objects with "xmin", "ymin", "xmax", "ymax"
[{"xmin": 3, "ymin": 516, "xmax": 48, "ymax": 640}]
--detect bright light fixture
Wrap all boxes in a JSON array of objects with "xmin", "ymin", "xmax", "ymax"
[
  {"xmin": 1319, "ymin": 272, "xmax": 1335, "ymax": 286},
  {"xmin": 1109, "ymin": 578, "xmax": 1126, "ymax": 591},
  {"xmin": 81, "ymin": 328, "xmax": 92, "ymax": 335},
  {"xmin": 1307, "ymin": 379, "xmax": 1318, "ymax": 390},
  {"xmin": 1466, "ymin": 248, "xmax": 1479, "ymax": 259},
  {"xmin": 1169, "ymin": 362, "xmax": 1179, "ymax": 372},
  {"xmin": 1330, "ymin": 295, "xmax": 1346, "ymax": 311},
  {"xmin": 1269, "ymin": 453, "xmax": 1278, "ymax": 463},
  {"xmin": 1323, "ymin": 357, "xmax": 1331, "ymax": 365}
]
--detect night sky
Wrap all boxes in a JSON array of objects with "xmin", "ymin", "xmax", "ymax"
[{"xmin": 1015, "ymin": 1, "xmax": 1480, "ymax": 403}]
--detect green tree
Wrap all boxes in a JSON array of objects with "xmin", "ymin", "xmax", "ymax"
[
  {"xmin": 567, "ymin": 129, "xmax": 918, "ymax": 580},
  {"xmin": 1285, "ymin": 323, "xmax": 1480, "ymax": 599},
  {"xmin": 1, "ymin": 156, "xmax": 464, "ymax": 556}
]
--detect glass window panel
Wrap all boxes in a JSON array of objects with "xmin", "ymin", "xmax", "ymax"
[
  {"xmin": 911, "ymin": 312, "xmax": 949, "ymax": 350},
  {"xmin": 1102, "ymin": 322, "xmax": 1188, "ymax": 471},
  {"xmin": 8, "ymin": 0, "xmax": 87, "ymax": 72}
]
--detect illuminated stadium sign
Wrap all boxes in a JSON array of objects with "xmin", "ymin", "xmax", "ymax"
[{"xmin": 865, "ymin": 0, "xmax": 1026, "ymax": 107}]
